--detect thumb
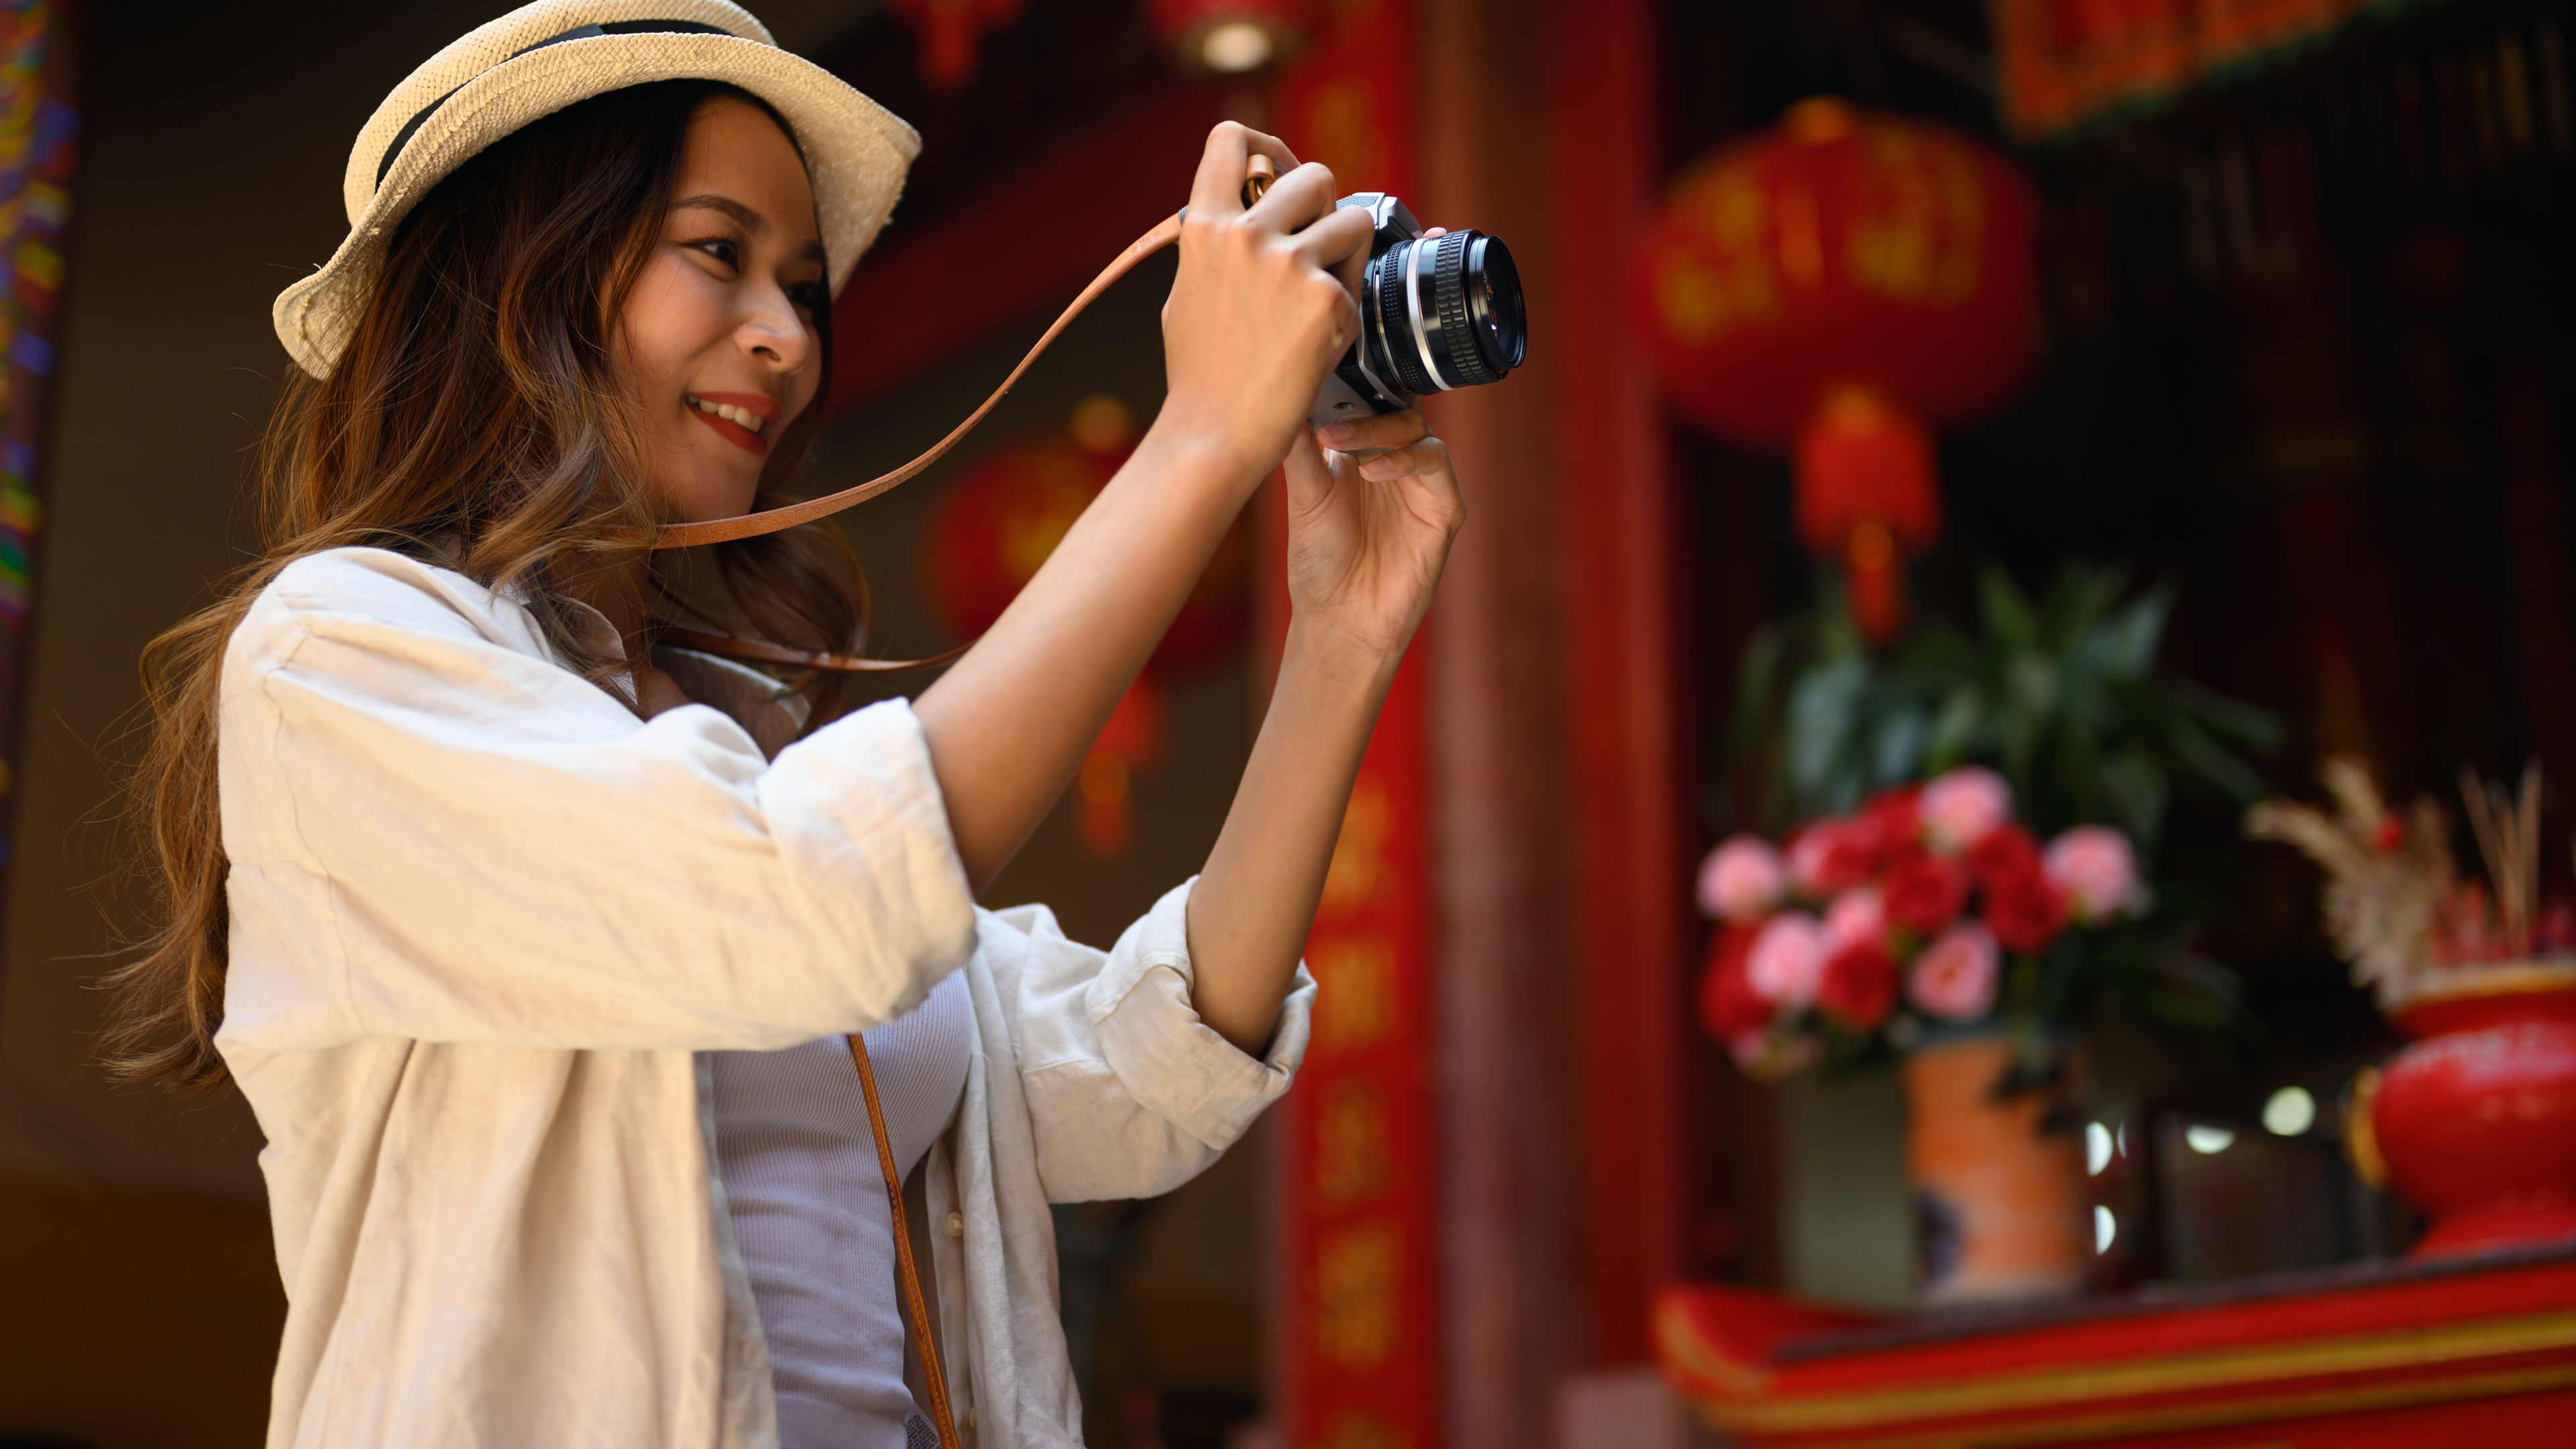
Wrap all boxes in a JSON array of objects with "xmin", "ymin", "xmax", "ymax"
[{"xmin": 1281, "ymin": 425, "xmax": 1334, "ymax": 514}]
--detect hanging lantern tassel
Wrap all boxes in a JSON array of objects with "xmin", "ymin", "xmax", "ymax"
[
  {"xmin": 889, "ymin": 0, "xmax": 1026, "ymax": 91},
  {"xmin": 1795, "ymin": 385, "xmax": 1940, "ymax": 644}
]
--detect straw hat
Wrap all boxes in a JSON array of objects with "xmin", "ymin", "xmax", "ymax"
[{"xmin": 273, "ymin": 0, "xmax": 920, "ymax": 378}]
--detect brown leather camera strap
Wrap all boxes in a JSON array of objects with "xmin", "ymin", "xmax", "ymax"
[
  {"xmin": 847, "ymin": 1031, "xmax": 965, "ymax": 1449},
  {"xmin": 652, "ymin": 623, "xmax": 967, "ymax": 674},
  {"xmin": 655, "ymin": 160, "xmax": 1278, "ymax": 674}
]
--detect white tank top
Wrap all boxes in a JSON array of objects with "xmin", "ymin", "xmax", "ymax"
[{"xmin": 710, "ymin": 969, "xmax": 972, "ymax": 1449}]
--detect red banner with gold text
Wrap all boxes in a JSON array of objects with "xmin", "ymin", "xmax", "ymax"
[{"xmin": 1271, "ymin": 3, "xmax": 1439, "ymax": 1447}]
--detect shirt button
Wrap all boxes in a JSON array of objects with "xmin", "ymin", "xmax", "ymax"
[
  {"xmin": 963, "ymin": 1407, "xmax": 977, "ymax": 1431},
  {"xmin": 945, "ymin": 1210, "xmax": 965, "ymax": 1241}
]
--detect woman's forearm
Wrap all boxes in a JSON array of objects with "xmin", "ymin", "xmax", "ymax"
[
  {"xmin": 910, "ymin": 122, "xmax": 1373, "ymax": 893},
  {"xmin": 1184, "ymin": 621, "xmax": 1403, "ymax": 1054},
  {"xmin": 912, "ymin": 425, "xmax": 1261, "ymax": 891}
]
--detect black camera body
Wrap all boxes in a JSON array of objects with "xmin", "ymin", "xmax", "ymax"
[{"xmin": 1307, "ymin": 193, "xmax": 1527, "ymax": 433}]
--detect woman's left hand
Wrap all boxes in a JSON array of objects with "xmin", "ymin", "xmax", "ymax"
[
  {"xmin": 1185, "ymin": 402, "xmax": 1462, "ymax": 1051},
  {"xmin": 1281, "ymin": 405, "xmax": 1465, "ymax": 658}
]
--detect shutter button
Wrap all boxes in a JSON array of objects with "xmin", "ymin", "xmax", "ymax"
[{"xmin": 945, "ymin": 1210, "xmax": 965, "ymax": 1241}]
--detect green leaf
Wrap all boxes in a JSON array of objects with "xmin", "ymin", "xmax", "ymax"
[
  {"xmin": 1979, "ymin": 565, "xmax": 2040, "ymax": 651},
  {"xmin": 2173, "ymin": 677, "xmax": 2283, "ymax": 750},
  {"xmin": 1925, "ymin": 684, "xmax": 1985, "ymax": 771},
  {"xmin": 2086, "ymin": 584, "xmax": 2173, "ymax": 681},
  {"xmin": 2097, "ymin": 749, "xmax": 2171, "ymax": 847},
  {"xmin": 2169, "ymin": 716, "xmax": 2267, "ymax": 804},
  {"xmin": 1786, "ymin": 658, "xmax": 1868, "ymax": 803},
  {"xmin": 1871, "ymin": 704, "xmax": 1931, "ymax": 787}
]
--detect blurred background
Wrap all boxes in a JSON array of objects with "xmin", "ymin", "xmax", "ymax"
[{"xmin": 2, "ymin": 0, "xmax": 2572, "ymax": 1445}]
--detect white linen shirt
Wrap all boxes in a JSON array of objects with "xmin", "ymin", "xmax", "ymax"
[{"xmin": 214, "ymin": 547, "xmax": 1314, "ymax": 1449}]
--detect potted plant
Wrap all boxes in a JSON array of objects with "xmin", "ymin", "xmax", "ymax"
[{"xmin": 1709, "ymin": 564, "xmax": 2272, "ymax": 1303}]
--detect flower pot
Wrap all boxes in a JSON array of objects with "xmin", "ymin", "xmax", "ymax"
[
  {"xmin": 1904, "ymin": 1034, "xmax": 2088, "ymax": 1304},
  {"xmin": 2363, "ymin": 962, "xmax": 2576, "ymax": 1259}
]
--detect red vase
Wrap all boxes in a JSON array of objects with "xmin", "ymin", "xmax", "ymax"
[{"xmin": 2363, "ymin": 964, "xmax": 2576, "ymax": 1258}]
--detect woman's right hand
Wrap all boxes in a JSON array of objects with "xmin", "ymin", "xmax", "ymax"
[{"xmin": 1155, "ymin": 123, "xmax": 1375, "ymax": 483}]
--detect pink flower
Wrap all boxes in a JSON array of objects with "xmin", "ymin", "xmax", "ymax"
[
  {"xmin": 1920, "ymin": 766, "xmax": 2012, "ymax": 854},
  {"xmin": 2043, "ymin": 826, "xmax": 2142, "ymax": 921},
  {"xmin": 1908, "ymin": 922, "xmax": 2001, "ymax": 1022},
  {"xmin": 1697, "ymin": 835, "xmax": 1787, "ymax": 921},
  {"xmin": 1823, "ymin": 886, "xmax": 1886, "ymax": 952},
  {"xmin": 1786, "ymin": 818, "xmax": 1875, "ymax": 897},
  {"xmin": 1746, "ymin": 912, "xmax": 1828, "ymax": 1009}
]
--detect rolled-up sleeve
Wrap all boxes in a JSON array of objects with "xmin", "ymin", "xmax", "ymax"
[
  {"xmin": 217, "ymin": 549, "xmax": 977, "ymax": 1055},
  {"xmin": 994, "ymin": 881, "xmax": 1313, "ymax": 1203}
]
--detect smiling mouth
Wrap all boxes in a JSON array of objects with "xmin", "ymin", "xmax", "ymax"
[{"xmin": 686, "ymin": 394, "xmax": 771, "ymax": 457}]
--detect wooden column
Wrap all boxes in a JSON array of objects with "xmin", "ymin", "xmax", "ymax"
[
  {"xmin": 1414, "ymin": 0, "xmax": 1584, "ymax": 1446},
  {"xmin": 1546, "ymin": 0, "xmax": 1691, "ymax": 1368}
]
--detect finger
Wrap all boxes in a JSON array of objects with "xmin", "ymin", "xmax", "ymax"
[
  {"xmin": 1352, "ymin": 437, "xmax": 1448, "ymax": 483},
  {"xmin": 1289, "ymin": 205, "xmax": 1377, "ymax": 272},
  {"xmin": 1398, "ymin": 455, "xmax": 1466, "ymax": 531},
  {"xmin": 1391, "ymin": 435, "xmax": 1465, "ymax": 521},
  {"xmin": 1187, "ymin": 122, "xmax": 1300, "ymax": 219},
  {"xmin": 1423, "ymin": 226, "xmax": 1450, "ymax": 238},
  {"xmin": 1316, "ymin": 407, "xmax": 1428, "ymax": 454},
  {"xmin": 1242, "ymin": 160, "xmax": 1340, "ymax": 231},
  {"xmin": 1281, "ymin": 425, "xmax": 1337, "ymax": 508}
]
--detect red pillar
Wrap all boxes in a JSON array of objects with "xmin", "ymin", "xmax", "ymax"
[
  {"xmin": 1272, "ymin": 5, "xmax": 1443, "ymax": 1446},
  {"xmin": 1550, "ymin": 0, "xmax": 1690, "ymax": 1367}
]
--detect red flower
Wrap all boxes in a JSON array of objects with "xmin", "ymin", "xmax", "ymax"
[
  {"xmin": 1818, "ymin": 939, "xmax": 1898, "ymax": 1030},
  {"xmin": 1984, "ymin": 866, "xmax": 2069, "ymax": 955},
  {"xmin": 1966, "ymin": 823, "xmax": 2043, "ymax": 892},
  {"xmin": 1699, "ymin": 922, "xmax": 1772, "ymax": 1040},
  {"xmin": 1859, "ymin": 786, "xmax": 1924, "ymax": 859},
  {"xmin": 1787, "ymin": 818, "xmax": 1876, "ymax": 897},
  {"xmin": 1881, "ymin": 850, "xmax": 1971, "ymax": 936}
]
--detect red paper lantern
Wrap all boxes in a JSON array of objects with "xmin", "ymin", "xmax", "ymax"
[
  {"xmin": 1147, "ymin": 0, "xmax": 1314, "ymax": 75},
  {"xmin": 1637, "ymin": 99, "xmax": 2037, "ymax": 641}
]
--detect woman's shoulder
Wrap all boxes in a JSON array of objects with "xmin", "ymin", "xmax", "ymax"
[
  {"xmin": 234, "ymin": 547, "xmax": 542, "ymax": 669},
  {"xmin": 262, "ymin": 546, "xmax": 500, "ymax": 624}
]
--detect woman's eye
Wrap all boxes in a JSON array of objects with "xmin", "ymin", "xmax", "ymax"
[
  {"xmin": 690, "ymin": 237, "xmax": 741, "ymax": 270},
  {"xmin": 789, "ymin": 280, "xmax": 827, "ymax": 313}
]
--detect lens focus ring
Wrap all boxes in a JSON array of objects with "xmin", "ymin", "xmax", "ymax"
[{"xmin": 1431, "ymin": 231, "xmax": 1495, "ymax": 388}]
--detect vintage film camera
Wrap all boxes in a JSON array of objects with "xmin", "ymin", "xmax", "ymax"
[{"xmin": 1306, "ymin": 193, "xmax": 1527, "ymax": 431}]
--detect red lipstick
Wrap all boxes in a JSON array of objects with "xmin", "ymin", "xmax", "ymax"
[{"xmin": 686, "ymin": 392, "xmax": 779, "ymax": 458}]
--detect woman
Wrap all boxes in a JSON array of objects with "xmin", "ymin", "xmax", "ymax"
[{"xmin": 105, "ymin": 5, "xmax": 1461, "ymax": 1447}]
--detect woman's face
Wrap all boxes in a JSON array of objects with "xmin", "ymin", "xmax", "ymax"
[{"xmin": 619, "ymin": 97, "xmax": 828, "ymax": 523}]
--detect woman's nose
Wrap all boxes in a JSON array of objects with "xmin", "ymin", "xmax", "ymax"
[{"xmin": 740, "ymin": 290, "xmax": 811, "ymax": 373}]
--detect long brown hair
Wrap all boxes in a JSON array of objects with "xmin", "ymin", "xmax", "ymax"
[{"xmin": 105, "ymin": 80, "xmax": 869, "ymax": 1089}]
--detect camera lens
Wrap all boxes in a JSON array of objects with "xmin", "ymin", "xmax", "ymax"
[{"xmin": 1363, "ymin": 229, "xmax": 1527, "ymax": 397}]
